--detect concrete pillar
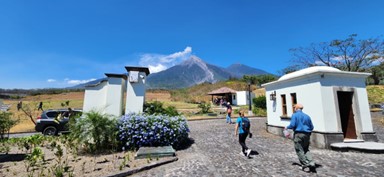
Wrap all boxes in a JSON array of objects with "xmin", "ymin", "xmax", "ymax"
[
  {"xmin": 125, "ymin": 66, "xmax": 150, "ymax": 114},
  {"xmin": 83, "ymin": 79, "xmax": 108, "ymax": 113},
  {"xmin": 104, "ymin": 73, "xmax": 127, "ymax": 117}
]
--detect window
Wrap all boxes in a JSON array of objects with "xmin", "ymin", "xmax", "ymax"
[
  {"xmin": 291, "ymin": 93, "xmax": 297, "ymax": 113},
  {"xmin": 233, "ymin": 95, "xmax": 236, "ymax": 100},
  {"xmin": 281, "ymin": 94, "xmax": 287, "ymax": 116},
  {"xmin": 129, "ymin": 71, "xmax": 139, "ymax": 83}
]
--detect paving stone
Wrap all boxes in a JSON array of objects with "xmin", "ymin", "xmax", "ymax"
[{"xmin": 132, "ymin": 114, "xmax": 384, "ymax": 177}]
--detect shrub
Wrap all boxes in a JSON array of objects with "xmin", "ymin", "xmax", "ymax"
[
  {"xmin": 143, "ymin": 101, "xmax": 180, "ymax": 116},
  {"xmin": 253, "ymin": 96, "xmax": 266, "ymax": 109},
  {"xmin": 118, "ymin": 113, "xmax": 189, "ymax": 150},
  {"xmin": 69, "ymin": 111, "xmax": 118, "ymax": 153},
  {"xmin": 0, "ymin": 112, "xmax": 18, "ymax": 139},
  {"xmin": 252, "ymin": 107, "xmax": 267, "ymax": 117},
  {"xmin": 163, "ymin": 106, "xmax": 180, "ymax": 116},
  {"xmin": 197, "ymin": 102, "xmax": 211, "ymax": 113}
]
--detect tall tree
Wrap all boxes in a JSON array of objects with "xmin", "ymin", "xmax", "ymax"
[
  {"xmin": 368, "ymin": 62, "xmax": 384, "ymax": 85},
  {"xmin": 290, "ymin": 34, "xmax": 384, "ymax": 72}
]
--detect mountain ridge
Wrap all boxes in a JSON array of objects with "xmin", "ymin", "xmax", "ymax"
[
  {"xmin": 71, "ymin": 55, "xmax": 272, "ymax": 89},
  {"xmin": 146, "ymin": 56, "xmax": 271, "ymax": 89}
]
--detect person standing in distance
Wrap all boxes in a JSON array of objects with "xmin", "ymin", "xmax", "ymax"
[
  {"xmin": 37, "ymin": 101, "xmax": 43, "ymax": 111},
  {"xmin": 285, "ymin": 103, "xmax": 316, "ymax": 172},
  {"xmin": 226, "ymin": 102, "xmax": 232, "ymax": 124}
]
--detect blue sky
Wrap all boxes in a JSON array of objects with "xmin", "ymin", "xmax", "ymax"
[{"xmin": 1, "ymin": 0, "xmax": 383, "ymax": 89}]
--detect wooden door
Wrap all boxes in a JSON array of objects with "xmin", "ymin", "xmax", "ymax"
[{"xmin": 337, "ymin": 91, "xmax": 357, "ymax": 139}]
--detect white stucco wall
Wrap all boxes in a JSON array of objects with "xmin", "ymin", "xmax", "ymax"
[
  {"xmin": 319, "ymin": 74, "xmax": 373, "ymax": 132},
  {"xmin": 235, "ymin": 91, "xmax": 254, "ymax": 106},
  {"xmin": 83, "ymin": 81, "xmax": 108, "ymax": 113},
  {"xmin": 265, "ymin": 76, "xmax": 324, "ymax": 131},
  {"xmin": 105, "ymin": 77, "xmax": 126, "ymax": 117},
  {"xmin": 125, "ymin": 71, "xmax": 147, "ymax": 114}
]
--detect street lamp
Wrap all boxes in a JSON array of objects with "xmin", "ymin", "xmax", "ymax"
[{"xmin": 247, "ymin": 80, "xmax": 253, "ymax": 116}]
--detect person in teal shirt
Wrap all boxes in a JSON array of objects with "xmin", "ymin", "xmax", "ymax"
[
  {"xmin": 285, "ymin": 103, "xmax": 316, "ymax": 172},
  {"xmin": 235, "ymin": 111, "xmax": 251, "ymax": 157}
]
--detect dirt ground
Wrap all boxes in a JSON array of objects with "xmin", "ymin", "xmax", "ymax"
[{"xmin": 0, "ymin": 144, "xmax": 176, "ymax": 177}]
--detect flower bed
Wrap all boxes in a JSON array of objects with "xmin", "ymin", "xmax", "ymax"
[{"xmin": 118, "ymin": 113, "xmax": 189, "ymax": 150}]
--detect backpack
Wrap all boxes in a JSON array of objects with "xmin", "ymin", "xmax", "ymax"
[{"xmin": 241, "ymin": 117, "xmax": 251, "ymax": 133}]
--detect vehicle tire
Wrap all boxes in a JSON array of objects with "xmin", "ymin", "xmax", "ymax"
[{"xmin": 43, "ymin": 126, "xmax": 58, "ymax": 136}]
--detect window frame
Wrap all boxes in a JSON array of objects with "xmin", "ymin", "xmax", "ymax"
[
  {"xmin": 281, "ymin": 94, "xmax": 287, "ymax": 116},
  {"xmin": 291, "ymin": 93, "xmax": 297, "ymax": 114}
]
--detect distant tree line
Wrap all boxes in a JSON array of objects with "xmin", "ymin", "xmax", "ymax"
[
  {"xmin": 283, "ymin": 34, "xmax": 384, "ymax": 85},
  {"xmin": 0, "ymin": 88, "xmax": 84, "ymax": 99},
  {"xmin": 241, "ymin": 74, "xmax": 278, "ymax": 86}
]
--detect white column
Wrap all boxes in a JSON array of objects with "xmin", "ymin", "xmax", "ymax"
[
  {"xmin": 105, "ymin": 74, "xmax": 127, "ymax": 117},
  {"xmin": 125, "ymin": 67, "xmax": 150, "ymax": 114}
]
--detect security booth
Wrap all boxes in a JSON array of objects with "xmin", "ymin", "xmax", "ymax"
[
  {"xmin": 262, "ymin": 66, "xmax": 378, "ymax": 149},
  {"xmin": 83, "ymin": 66, "xmax": 150, "ymax": 117}
]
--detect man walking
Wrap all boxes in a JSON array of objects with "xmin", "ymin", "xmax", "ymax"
[{"xmin": 285, "ymin": 103, "xmax": 315, "ymax": 172}]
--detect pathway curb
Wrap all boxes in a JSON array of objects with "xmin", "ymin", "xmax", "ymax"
[{"xmin": 105, "ymin": 157, "xmax": 178, "ymax": 177}]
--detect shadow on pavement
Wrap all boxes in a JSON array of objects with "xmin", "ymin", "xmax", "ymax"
[
  {"xmin": 292, "ymin": 162, "xmax": 322, "ymax": 173},
  {"xmin": 174, "ymin": 137, "xmax": 195, "ymax": 151}
]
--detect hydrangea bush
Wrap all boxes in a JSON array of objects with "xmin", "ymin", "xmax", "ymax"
[{"xmin": 118, "ymin": 113, "xmax": 190, "ymax": 150}]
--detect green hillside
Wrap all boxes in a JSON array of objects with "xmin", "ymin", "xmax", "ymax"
[
  {"xmin": 367, "ymin": 85, "xmax": 384, "ymax": 104},
  {"xmin": 170, "ymin": 79, "xmax": 257, "ymax": 103}
]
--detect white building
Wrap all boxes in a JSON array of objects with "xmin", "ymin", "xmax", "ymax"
[
  {"xmin": 208, "ymin": 87, "xmax": 255, "ymax": 106},
  {"xmin": 83, "ymin": 67, "xmax": 150, "ymax": 118},
  {"xmin": 232, "ymin": 91, "xmax": 255, "ymax": 106},
  {"xmin": 262, "ymin": 66, "xmax": 377, "ymax": 148}
]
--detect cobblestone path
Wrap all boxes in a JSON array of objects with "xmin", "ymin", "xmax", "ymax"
[{"xmin": 133, "ymin": 115, "xmax": 384, "ymax": 177}]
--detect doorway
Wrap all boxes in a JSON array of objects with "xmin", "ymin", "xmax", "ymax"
[{"xmin": 337, "ymin": 91, "xmax": 357, "ymax": 139}]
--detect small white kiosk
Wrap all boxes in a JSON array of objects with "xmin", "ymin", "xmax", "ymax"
[
  {"xmin": 262, "ymin": 66, "xmax": 378, "ymax": 148},
  {"xmin": 83, "ymin": 66, "xmax": 150, "ymax": 118}
]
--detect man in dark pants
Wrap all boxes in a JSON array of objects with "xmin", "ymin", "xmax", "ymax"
[{"xmin": 285, "ymin": 103, "xmax": 315, "ymax": 172}]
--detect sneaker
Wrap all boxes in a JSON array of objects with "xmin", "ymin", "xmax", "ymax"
[
  {"xmin": 309, "ymin": 166, "xmax": 316, "ymax": 173},
  {"xmin": 240, "ymin": 151, "xmax": 246, "ymax": 156},
  {"xmin": 246, "ymin": 149, "xmax": 251, "ymax": 157}
]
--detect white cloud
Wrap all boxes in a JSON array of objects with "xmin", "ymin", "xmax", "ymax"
[
  {"xmin": 148, "ymin": 64, "xmax": 167, "ymax": 73},
  {"xmin": 47, "ymin": 79, "xmax": 56, "ymax": 83},
  {"xmin": 66, "ymin": 78, "xmax": 97, "ymax": 85},
  {"xmin": 139, "ymin": 46, "xmax": 192, "ymax": 73},
  {"xmin": 160, "ymin": 46, "xmax": 192, "ymax": 63}
]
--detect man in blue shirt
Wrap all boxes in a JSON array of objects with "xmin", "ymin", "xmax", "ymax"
[{"xmin": 285, "ymin": 103, "xmax": 316, "ymax": 172}]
